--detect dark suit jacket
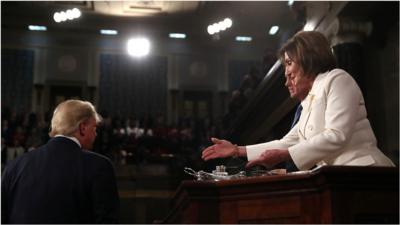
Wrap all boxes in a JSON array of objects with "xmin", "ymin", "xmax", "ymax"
[{"xmin": 1, "ymin": 136, "xmax": 120, "ymax": 224}]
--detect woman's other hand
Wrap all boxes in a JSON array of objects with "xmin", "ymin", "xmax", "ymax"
[{"xmin": 245, "ymin": 149, "xmax": 290, "ymax": 169}]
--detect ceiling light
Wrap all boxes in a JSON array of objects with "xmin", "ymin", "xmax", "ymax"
[
  {"xmin": 208, "ymin": 24, "xmax": 219, "ymax": 35},
  {"xmin": 169, "ymin": 33, "xmax": 186, "ymax": 39},
  {"xmin": 235, "ymin": 36, "xmax": 252, "ymax": 42},
  {"xmin": 207, "ymin": 18, "xmax": 233, "ymax": 36},
  {"xmin": 53, "ymin": 12, "xmax": 61, "ymax": 23},
  {"xmin": 223, "ymin": 18, "xmax": 233, "ymax": 28},
  {"xmin": 53, "ymin": 8, "xmax": 81, "ymax": 23},
  {"xmin": 100, "ymin": 29, "xmax": 118, "ymax": 35},
  {"xmin": 288, "ymin": 0, "xmax": 295, "ymax": 6},
  {"xmin": 212, "ymin": 23, "xmax": 220, "ymax": 33},
  {"xmin": 269, "ymin": 26, "xmax": 279, "ymax": 35},
  {"xmin": 28, "ymin": 25, "xmax": 47, "ymax": 31},
  {"xmin": 66, "ymin": 9, "xmax": 74, "ymax": 20},
  {"xmin": 60, "ymin": 12, "xmax": 67, "ymax": 22},
  {"xmin": 207, "ymin": 25, "xmax": 214, "ymax": 35},
  {"xmin": 127, "ymin": 38, "xmax": 150, "ymax": 57},
  {"xmin": 71, "ymin": 8, "xmax": 81, "ymax": 19},
  {"xmin": 218, "ymin": 21, "xmax": 227, "ymax": 31}
]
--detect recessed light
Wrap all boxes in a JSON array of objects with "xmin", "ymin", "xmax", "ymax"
[
  {"xmin": 269, "ymin": 26, "xmax": 279, "ymax": 35},
  {"xmin": 28, "ymin": 25, "xmax": 47, "ymax": 31},
  {"xmin": 235, "ymin": 36, "xmax": 252, "ymax": 42},
  {"xmin": 169, "ymin": 33, "xmax": 186, "ymax": 39},
  {"xmin": 100, "ymin": 29, "xmax": 118, "ymax": 35}
]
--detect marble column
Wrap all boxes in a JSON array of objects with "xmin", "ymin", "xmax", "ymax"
[{"xmin": 331, "ymin": 17, "xmax": 373, "ymax": 92}]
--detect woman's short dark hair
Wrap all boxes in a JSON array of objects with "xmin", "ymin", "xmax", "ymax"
[{"xmin": 278, "ymin": 31, "xmax": 336, "ymax": 77}]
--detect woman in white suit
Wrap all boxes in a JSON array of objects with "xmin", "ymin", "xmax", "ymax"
[{"xmin": 202, "ymin": 31, "xmax": 394, "ymax": 170}]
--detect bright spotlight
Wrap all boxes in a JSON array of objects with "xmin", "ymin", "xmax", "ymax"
[
  {"xmin": 303, "ymin": 23, "xmax": 314, "ymax": 31},
  {"xmin": 127, "ymin": 38, "xmax": 150, "ymax": 57}
]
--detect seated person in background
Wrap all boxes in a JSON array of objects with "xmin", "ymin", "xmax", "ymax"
[
  {"xmin": 2, "ymin": 99, "xmax": 120, "ymax": 223},
  {"xmin": 6, "ymin": 138, "xmax": 25, "ymax": 163},
  {"xmin": 202, "ymin": 31, "xmax": 395, "ymax": 170}
]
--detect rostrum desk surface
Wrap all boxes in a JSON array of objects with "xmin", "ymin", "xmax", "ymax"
[{"xmin": 163, "ymin": 166, "xmax": 399, "ymax": 224}]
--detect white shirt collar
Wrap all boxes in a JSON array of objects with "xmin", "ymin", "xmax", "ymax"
[{"xmin": 54, "ymin": 135, "xmax": 81, "ymax": 148}]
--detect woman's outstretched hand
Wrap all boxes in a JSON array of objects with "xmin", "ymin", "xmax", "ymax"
[{"xmin": 201, "ymin": 137, "xmax": 237, "ymax": 161}]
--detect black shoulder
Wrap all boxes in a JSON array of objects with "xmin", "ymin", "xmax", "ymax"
[
  {"xmin": 1, "ymin": 148, "xmax": 39, "ymax": 181},
  {"xmin": 3, "ymin": 147, "xmax": 38, "ymax": 171},
  {"xmin": 81, "ymin": 151, "xmax": 114, "ymax": 168}
]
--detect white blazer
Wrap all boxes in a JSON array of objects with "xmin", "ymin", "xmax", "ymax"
[{"xmin": 246, "ymin": 69, "xmax": 395, "ymax": 170}]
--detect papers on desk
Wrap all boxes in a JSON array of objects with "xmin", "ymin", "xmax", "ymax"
[{"xmin": 287, "ymin": 164, "xmax": 324, "ymax": 175}]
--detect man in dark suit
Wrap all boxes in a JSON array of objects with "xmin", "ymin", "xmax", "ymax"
[{"xmin": 1, "ymin": 99, "xmax": 120, "ymax": 224}]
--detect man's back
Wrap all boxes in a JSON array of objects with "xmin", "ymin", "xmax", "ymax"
[{"xmin": 1, "ymin": 136, "xmax": 119, "ymax": 223}]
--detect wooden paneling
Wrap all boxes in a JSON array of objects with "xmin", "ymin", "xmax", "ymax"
[{"xmin": 163, "ymin": 166, "xmax": 399, "ymax": 224}]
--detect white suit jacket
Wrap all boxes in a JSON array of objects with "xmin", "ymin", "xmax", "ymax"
[{"xmin": 246, "ymin": 69, "xmax": 395, "ymax": 170}]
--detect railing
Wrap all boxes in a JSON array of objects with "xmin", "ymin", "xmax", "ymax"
[{"xmin": 227, "ymin": 61, "xmax": 298, "ymax": 145}]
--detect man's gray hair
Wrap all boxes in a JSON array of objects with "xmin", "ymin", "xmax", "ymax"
[{"xmin": 49, "ymin": 99, "xmax": 102, "ymax": 137}]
